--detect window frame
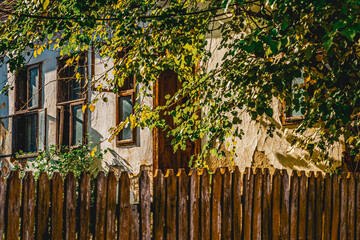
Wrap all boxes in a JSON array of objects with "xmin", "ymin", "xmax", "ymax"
[{"xmin": 116, "ymin": 76, "xmax": 137, "ymax": 146}]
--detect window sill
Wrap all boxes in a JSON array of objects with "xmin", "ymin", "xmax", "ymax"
[
  {"xmin": 16, "ymin": 152, "xmax": 41, "ymax": 159},
  {"xmin": 116, "ymin": 139, "xmax": 137, "ymax": 147},
  {"xmin": 282, "ymin": 116, "xmax": 304, "ymax": 126}
]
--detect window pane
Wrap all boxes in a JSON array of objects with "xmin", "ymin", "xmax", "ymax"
[
  {"xmin": 119, "ymin": 95, "xmax": 132, "ymax": 140},
  {"xmin": 29, "ymin": 68, "xmax": 39, "ymax": 108},
  {"xmin": 290, "ymin": 76, "xmax": 305, "ymax": 117},
  {"xmin": 25, "ymin": 114, "xmax": 37, "ymax": 153},
  {"xmin": 72, "ymin": 105, "xmax": 83, "ymax": 146},
  {"xmin": 38, "ymin": 109, "xmax": 46, "ymax": 151}
]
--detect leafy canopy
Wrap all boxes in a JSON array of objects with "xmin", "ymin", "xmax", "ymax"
[{"xmin": 1, "ymin": 0, "xmax": 360, "ymax": 170}]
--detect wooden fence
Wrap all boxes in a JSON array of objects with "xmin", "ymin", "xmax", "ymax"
[{"xmin": 0, "ymin": 167, "xmax": 359, "ymax": 239}]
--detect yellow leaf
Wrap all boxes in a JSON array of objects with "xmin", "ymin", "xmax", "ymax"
[
  {"xmin": 90, "ymin": 146, "xmax": 97, "ymax": 157},
  {"xmin": 82, "ymin": 105, "xmax": 87, "ymax": 113},
  {"xmin": 34, "ymin": 50, "xmax": 37, "ymax": 58},
  {"xmin": 89, "ymin": 104, "xmax": 96, "ymax": 112}
]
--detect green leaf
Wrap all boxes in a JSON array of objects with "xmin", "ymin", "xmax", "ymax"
[{"xmin": 341, "ymin": 28, "xmax": 356, "ymax": 41}]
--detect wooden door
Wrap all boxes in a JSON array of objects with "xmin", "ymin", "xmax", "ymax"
[{"xmin": 153, "ymin": 70, "xmax": 199, "ymax": 173}]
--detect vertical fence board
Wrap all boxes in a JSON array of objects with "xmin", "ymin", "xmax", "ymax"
[
  {"xmin": 139, "ymin": 170, "xmax": 151, "ymax": 240},
  {"xmin": 51, "ymin": 172, "xmax": 63, "ymax": 240},
  {"xmin": 166, "ymin": 170, "xmax": 177, "ymax": 240},
  {"xmin": 211, "ymin": 168, "xmax": 222, "ymax": 240},
  {"xmin": 298, "ymin": 171, "xmax": 307, "ymax": 240},
  {"xmin": 129, "ymin": 205, "xmax": 139, "ymax": 240},
  {"xmin": 36, "ymin": 172, "xmax": 50, "ymax": 240},
  {"xmin": 0, "ymin": 176, "xmax": 6, "ymax": 240},
  {"xmin": 252, "ymin": 168, "xmax": 263, "ymax": 240},
  {"xmin": 339, "ymin": 173, "xmax": 348, "ymax": 239},
  {"xmin": 262, "ymin": 169, "xmax": 271, "ymax": 240},
  {"xmin": 323, "ymin": 173, "xmax": 332, "ymax": 240},
  {"xmin": 118, "ymin": 172, "xmax": 130, "ymax": 240},
  {"xmin": 78, "ymin": 172, "xmax": 90, "ymax": 240},
  {"xmin": 347, "ymin": 173, "xmax": 355, "ymax": 240},
  {"xmin": 106, "ymin": 172, "xmax": 117, "ymax": 240},
  {"xmin": 177, "ymin": 169, "xmax": 189, "ymax": 240},
  {"xmin": 189, "ymin": 169, "xmax": 200, "ymax": 240},
  {"xmin": 331, "ymin": 174, "xmax": 340, "ymax": 240},
  {"xmin": 95, "ymin": 171, "xmax": 107, "ymax": 240},
  {"xmin": 315, "ymin": 172, "xmax": 324, "ymax": 240},
  {"xmin": 21, "ymin": 172, "xmax": 35, "ymax": 240},
  {"xmin": 243, "ymin": 168, "xmax": 253, "ymax": 240},
  {"xmin": 153, "ymin": 170, "xmax": 164, "ymax": 240},
  {"xmin": 221, "ymin": 168, "xmax": 232, "ymax": 240},
  {"xmin": 6, "ymin": 171, "xmax": 20, "ymax": 240},
  {"xmin": 290, "ymin": 172, "xmax": 299, "ymax": 240},
  {"xmin": 272, "ymin": 169, "xmax": 281, "ymax": 240},
  {"xmin": 64, "ymin": 172, "xmax": 76, "ymax": 240},
  {"xmin": 356, "ymin": 173, "xmax": 360, "ymax": 240},
  {"xmin": 232, "ymin": 167, "xmax": 242, "ymax": 240},
  {"xmin": 280, "ymin": 170, "xmax": 290, "ymax": 240},
  {"xmin": 200, "ymin": 169, "xmax": 211, "ymax": 240},
  {"xmin": 307, "ymin": 172, "xmax": 316, "ymax": 239}
]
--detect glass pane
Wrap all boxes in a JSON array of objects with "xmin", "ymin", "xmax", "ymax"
[
  {"xmin": 25, "ymin": 114, "xmax": 37, "ymax": 153},
  {"xmin": 119, "ymin": 95, "xmax": 132, "ymax": 140},
  {"xmin": 29, "ymin": 68, "xmax": 39, "ymax": 108},
  {"xmin": 290, "ymin": 76, "xmax": 305, "ymax": 117},
  {"xmin": 70, "ymin": 65, "xmax": 85, "ymax": 100},
  {"xmin": 38, "ymin": 109, "xmax": 46, "ymax": 151},
  {"xmin": 72, "ymin": 105, "xmax": 83, "ymax": 146}
]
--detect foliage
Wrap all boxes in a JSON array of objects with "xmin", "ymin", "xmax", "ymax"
[
  {"xmin": 1, "ymin": 0, "xmax": 360, "ymax": 170},
  {"xmin": 16, "ymin": 144, "xmax": 103, "ymax": 179}
]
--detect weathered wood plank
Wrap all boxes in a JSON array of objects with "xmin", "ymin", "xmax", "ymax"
[
  {"xmin": 347, "ymin": 173, "xmax": 356, "ymax": 240},
  {"xmin": 252, "ymin": 168, "xmax": 263, "ymax": 240},
  {"xmin": 106, "ymin": 172, "xmax": 117, "ymax": 240},
  {"xmin": 232, "ymin": 167, "xmax": 242, "ymax": 240},
  {"xmin": 189, "ymin": 169, "xmax": 200, "ymax": 240},
  {"xmin": 290, "ymin": 171, "xmax": 299, "ymax": 240},
  {"xmin": 139, "ymin": 170, "xmax": 151, "ymax": 240},
  {"xmin": 50, "ymin": 172, "xmax": 63, "ymax": 240},
  {"xmin": 243, "ymin": 168, "xmax": 253, "ymax": 240},
  {"xmin": 315, "ymin": 172, "xmax": 324, "ymax": 240},
  {"xmin": 200, "ymin": 169, "xmax": 211, "ymax": 240},
  {"xmin": 95, "ymin": 171, "xmax": 107, "ymax": 240},
  {"xmin": 272, "ymin": 169, "xmax": 281, "ymax": 240},
  {"xmin": 298, "ymin": 171, "xmax": 307, "ymax": 240},
  {"xmin": 280, "ymin": 170, "xmax": 290, "ymax": 240},
  {"xmin": 323, "ymin": 173, "xmax": 332, "ymax": 240},
  {"xmin": 21, "ymin": 172, "xmax": 35, "ymax": 240},
  {"xmin": 262, "ymin": 168, "xmax": 271, "ymax": 240},
  {"xmin": 78, "ymin": 172, "xmax": 90, "ymax": 240},
  {"xmin": 339, "ymin": 173, "xmax": 348, "ymax": 239},
  {"xmin": 177, "ymin": 169, "xmax": 189, "ymax": 240},
  {"xmin": 5, "ymin": 171, "xmax": 21, "ymax": 240},
  {"xmin": 118, "ymin": 172, "xmax": 130, "ymax": 240},
  {"xmin": 165, "ymin": 169, "xmax": 177, "ymax": 240},
  {"xmin": 64, "ymin": 172, "xmax": 76, "ymax": 240},
  {"xmin": 129, "ymin": 205, "xmax": 139, "ymax": 240},
  {"xmin": 307, "ymin": 172, "xmax": 316, "ymax": 240},
  {"xmin": 356, "ymin": 173, "xmax": 360, "ymax": 240},
  {"xmin": 0, "ymin": 176, "xmax": 6, "ymax": 240},
  {"xmin": 36, "ymin": 172, "xmax": 50, "ymax": 240},
  {"xmin": 221, "ymin": 168, "xmax": 232, "ymax": 240},
  {"xmin": 211, "ymin": 168, "xmax": 222, "ymax": 240},
  {"xmin": 331, "ymin": 174, "xmax": 340, "ymax": 240}
]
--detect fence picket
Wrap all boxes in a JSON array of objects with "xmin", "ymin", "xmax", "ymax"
[
  {"xmin": 339, "ymin": 173, "xmax": 348, "ymax": 239},
  {"xmin": 64, "ymin": 172, "xmax": 76, "ymax": 240},
  {"xmin": 153, "ymin": 170, "xmax": 165, "ymax": 240},
  {"xmin": 232, "ymin": 167, "xmax": 242, "ymax": 240},
  {"xmin": 21, "ymin": 172, "xmax": 35, "ymax": 240},
  {"xmin": 0, "ymin": 176, "xmax": 6, "ymax": 240},
  {"xmin": 35, "ymin": 172, "xmax": 50, "ymax": 240},
  {"xmin": 211, "ymin": 168, "xmax": 222, "ymax": 240},
  {"xmin": 280, "ymin": 169, "xmax": 290, "ymax": 239},
  {"xmin": 118, "ymin": 172, "xmax": 130, "ymax": 240},
  {"xmin": 5, "ymin": 171, "xmax": 21, "ymax": 240},
  {"xmin": 272, "ymin": 169, "xmax": 281, "ymax": 240},
  {"xmin": 177, "ymin": 169, "xmax": 189, "ymax": 240},
  {"xmin": 50, "ymin": 172, "xmax": 63, "ymax": 240},
  {"xmin": 307, "ymin": 172, "xmax": 316, "ymax": 239},
  {"xmin": 189, "ymin": 169, "xmax": 200, "ymax": 240},
  {"xmin": 106, "ymin": 172, "xmax": 117, "ymax": 240},
  {"xmin": 290, "ymin": 171, "xmax": 299, "ymax": 240},
  {"xmin": 129, "ymin": 204, "xmax": 139, "ymax": 240},
  {"xmin": 221, "ymin": 168, "xmax": 232, "ymax": 240},
  {"xmin": 315, "ymin": 172, "xmax": 324, "ymax": 240},
  {"xmin": 331, "ymin": 174, "xmax": 340, "ymax": 240},
  {"xmin": 78, "ymin": 172, "xmax": 90, "ymax": 240},
  {"xmin": 139, "ymin": 170, "xmax": 151, "ymax": 240},
  {"xmin": 165, "ymin": 169, "xmax": 177, "ymax": 240},
  {"xmin": 243, "ymin": 167, "xmax": 253, "ymax": 240},
  {"xmin": 356, "ymin": 173, "xmax": 360, "ymax": 240},
  {"xmin": 95, "ymin": 171, "xmax": 107, "ymax": 240},
  {"xmin": 200, "ymin": 169, "xmax": 211, "ymax": 240},
  {"xmin": 323, "ymin": 173, "xmax": 332, "ymax": 240},
  {"xmin": 252, "ymin": 168, "xmax": 263, "ymax": 240},
  {"xmin": 298, "ymin": 171, "xmax": 307, "ymax": 240},
  {"xmin": 347, "ymin": 173, "xmax": 356, "ymax": 240}
]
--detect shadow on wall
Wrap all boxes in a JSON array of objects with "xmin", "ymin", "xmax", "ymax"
[{"xmin": 276, "ymin": 152, "xmax": 311, "ymax": 169}]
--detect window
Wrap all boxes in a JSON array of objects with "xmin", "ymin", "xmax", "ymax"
[
  {"xmin": 56, "ymin": 54, "xmax": 88, "ymax": 148},
  {"xmin": 15, "ymin": 63, "xmax": 42, "ymax": 111},
  {"xmin": 116, "ymin": 76, "xmax": 136, "ymax": 146},
  {"xmin": 282, "ymin": 73, "xmax": 305, "ymax": 125}
]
